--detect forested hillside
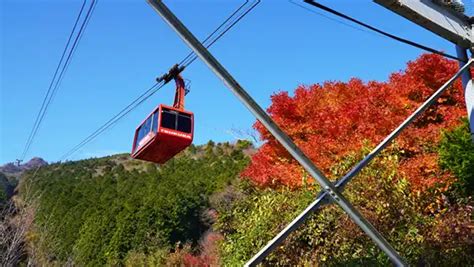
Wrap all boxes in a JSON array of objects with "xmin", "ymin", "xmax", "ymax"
[{"xmin": 16, "ymin": 141, "xmax": 251, "ymax": 266}]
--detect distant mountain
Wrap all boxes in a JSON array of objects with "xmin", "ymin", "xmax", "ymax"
[{"xmin": 0, "ymin": 157, "xmax": 48, "ymax": 180}]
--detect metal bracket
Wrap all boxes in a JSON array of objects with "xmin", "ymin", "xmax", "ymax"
[
  {"xmin": 156, "ymin": 63, "xmax": 185, "ymax": 84},
  {"xmin": 374, "ymin": 0, "xmax": 473, "ymax": 48},
  {"xmin": 316, "ymin": 191, "xmax": 333, "ymax": 206}
]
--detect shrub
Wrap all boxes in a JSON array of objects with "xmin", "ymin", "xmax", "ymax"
[
  {"xmin": 218, "ymin": 151, "xmax": 474, "ymax": 266},
  {"xmin": 439, "ymin": 119, "xmax": 474, "ymax": 198}
]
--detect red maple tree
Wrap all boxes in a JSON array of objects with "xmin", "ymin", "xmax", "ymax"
[{"xmin": 242, "ymin": 54, "xmax": 467, "ymax": 191}]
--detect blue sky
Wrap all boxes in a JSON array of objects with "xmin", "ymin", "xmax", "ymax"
[{"xmin": 0, "ymin": 0, "xmax": 462, "ymax": 164}]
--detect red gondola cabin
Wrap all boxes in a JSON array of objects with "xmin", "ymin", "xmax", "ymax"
[{"xmin": 131, "ymin": 70, "xmax": 193, "ymax": 164}]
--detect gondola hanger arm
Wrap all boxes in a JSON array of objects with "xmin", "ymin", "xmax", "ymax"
[
  {"xmin": 156, "ymin": 64, "xmax": 187, "ymax": 111},
  {"xmin": 156, "ymin": 64, "xmax": 185, "ymax": 84}
]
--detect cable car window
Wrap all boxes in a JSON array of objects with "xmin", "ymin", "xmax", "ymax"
[
  {"xmin": 152, "ymin": 111, "xmax": 159, "ymax": 133},
  {"xmin": 134, "ymin": 126, "xmax": 143, "ymax": 150},
  {"xmin": 135, "ymin": 116, "xmax": 153, "ymax": 149},
  {"xmin": 161, "ymin": 109, "xmax": 177, "ymax": 130},
  {"xmin": 177, "ymin": 113, "xmax": 192, "ymax": 133}
]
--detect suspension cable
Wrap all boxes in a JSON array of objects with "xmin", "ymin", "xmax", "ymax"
[
  {"xmin": 20, "ymin": 0, "xmax": 98, "ymax": 161},
  {"xmin": 299, "ymin": 0, "xmax": 464, "ymax": 62},
  {"xmin": 179, "ymin": 0, "xmax": 250, "ymax": 66}
]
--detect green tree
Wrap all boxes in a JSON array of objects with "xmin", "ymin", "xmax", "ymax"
[{"xmin": 439, "ymin": 119, "xmax": 474, "ymax": 198}]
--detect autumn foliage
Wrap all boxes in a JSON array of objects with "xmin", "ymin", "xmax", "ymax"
[{"xmin": 243, "ymin": 54, "xmax": 467, "ymax": 191}]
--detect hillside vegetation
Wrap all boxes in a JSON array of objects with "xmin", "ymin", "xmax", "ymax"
[{"xmin": 18, "ymin": 141, "xmax": 251, "ymax": 266}]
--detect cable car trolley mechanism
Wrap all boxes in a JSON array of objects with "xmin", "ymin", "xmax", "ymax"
[{"xmin": 131, "ymin": 64, "xmax": 194, "ymax": 164}]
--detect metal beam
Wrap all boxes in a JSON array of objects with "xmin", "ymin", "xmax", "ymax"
[
  {"xmin": 374, "ymin": 0, "xmax": 472, "ymax": 48},
  {"xmin": 146, "ymin": 1, "xmax": 406, "ymax": 266}
]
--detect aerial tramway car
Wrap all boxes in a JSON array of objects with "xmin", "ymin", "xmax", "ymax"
[{"xmin": 131, "ymin": 66, "xmax": 193, "ymax": 164}]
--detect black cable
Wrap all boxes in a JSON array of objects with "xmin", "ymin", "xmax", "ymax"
[
  {"xmin": 49, "ymin": 0, "xmax": 99, "ymax": 105},
  {"xmin": 302, "ymin": 0, "xmax": 465, "ymax": 62},
  {"xmin": 59, "ymin": 82, "xmax": 163, "ymax": 160},
  {"xmin": 20, "ymin": 0, "xmax": 97, "ymax": 161},
  {"xmin": 290, "ymin": 0, "xmax": 379, "ymax": 37},
  {"xmin": 21, "ymin": 0, "xmax": 87, "ymax": 161},
  {"xmin": 41, "ymin": 0, "xmax": 98, "ymax": 128},
  {"xmin": 182, "ymin": 0, "xmax": 261, "ymax": 67},
  {"xmin": 30, "ymin": 0, "xmax": 98, "ymax": 148},
  {"xmin": 179, "ymin": 0, "xmax": 250, "ymax": 66},
  {"xmin": 59, "ymin": 0, "xmax": 261, "ymax": 161}
]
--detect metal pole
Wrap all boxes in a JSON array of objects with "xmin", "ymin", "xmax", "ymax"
[
  {"xmin": 455, "ymin": 45, "xmax": 474, "ymax": 141},
  {"xmin": 146, "ymin": 1, "xmax": 406, "ymax": 266},
  {"xmin": 245, "ymin": 58, "xmax": 473, "ymax": 266}
]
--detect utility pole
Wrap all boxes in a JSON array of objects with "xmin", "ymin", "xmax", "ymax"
[
  {"xmin": 374, "ymin": 0, "xmax": 474, "ymax": 140},
  {"xmin": 15, "ymin": 159, "xmax": 22, "ymax": 167},
  {"xmin": 146, "ymin": 0, "xmax": 406, "ymax": 265}
]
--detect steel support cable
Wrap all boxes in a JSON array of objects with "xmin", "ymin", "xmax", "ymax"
[
  {"xmin": 59, "ymin": 82, "xmax": 163, "ymax": 160},
  {"xmin": 301, "ymin": 0, "xmax": 465, "ymax": 62},
  {"xmin": 289, "ymin": 0, "xmax": 380, "ymax": 36},
  {"xmin": 29, "ymin": 0, "xmax": 98, "ymax": 148},
  {"xmin": 181, "ymin": 0, "xmax": 261, "ymax": 67},
  {"xmin": 179, "ymin": 0, "xmax": 250, "ymax": 66},
  {"xmin": 22, "ymin": 0, "xmax": 97, "ymax": 161},
  {"xmin": 20, "ymin": 0, "xmax": 97, "ymax": 161},
  {"xmin": 20, "ymin": 0, "xmax": 88, "ymax": 161},
  {"xmin": 48, "ymin": 0, "xmax": 99, "ymax": 106},
  {"xmin": 59, "ymin": 0, "xmax": 261, "ymax": 160}
]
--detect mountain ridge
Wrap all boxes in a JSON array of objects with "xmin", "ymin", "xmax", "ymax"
[{"xmin": 0, "ymin": 157, "xmax": 48, "ymax": 179}]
